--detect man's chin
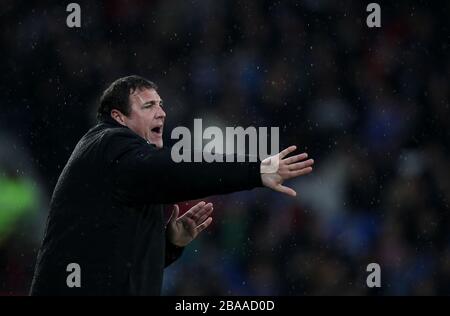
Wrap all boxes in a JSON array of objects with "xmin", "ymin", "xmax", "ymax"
[
  {"xmin": 146, "ymin": 137, "xmax": 163, "ymax": 148},
  {"xmin": 153, "ymin": 140, "xmax": 163, "ymax": 149}
]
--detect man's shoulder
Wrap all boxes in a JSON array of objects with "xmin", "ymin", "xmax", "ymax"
[
  {"xmin": 85, "ymin": 121, "xmax": 143, "ymax": 145},
  {"xmin": 83, "ymin": 122, "xmax": 150, "ymax": 160}
]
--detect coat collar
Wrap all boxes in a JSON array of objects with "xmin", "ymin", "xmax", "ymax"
[
  {"xmin": 98, "ymin": 116, "xmax": 154, "ymax": 146},
  {"xmin": 98, "ymin": 116, "xmax": 126, "ymax": 128}
]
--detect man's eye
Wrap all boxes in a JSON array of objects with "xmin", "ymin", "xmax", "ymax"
[{"xmin": 143, "ymin": 101, "xmax": 163, "ymax": 108}]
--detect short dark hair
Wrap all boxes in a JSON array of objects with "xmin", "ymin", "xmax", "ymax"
[{"xmin": 97, "ymin": 75, "xmax": 158, "ymax": 121}]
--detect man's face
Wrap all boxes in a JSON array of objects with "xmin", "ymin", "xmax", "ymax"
[{"xmin": 124, "ymin": 88, "xmax": 166, "ymax": 148}]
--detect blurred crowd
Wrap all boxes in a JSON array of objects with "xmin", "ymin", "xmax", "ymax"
[{"xmin": 1, "ymin": 0, "xmax": 449, "ymax": 295}]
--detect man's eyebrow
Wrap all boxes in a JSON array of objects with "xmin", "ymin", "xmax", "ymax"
[{"xmin": 136, "ymin": 95, "xmax": 160, "ymax": 104}]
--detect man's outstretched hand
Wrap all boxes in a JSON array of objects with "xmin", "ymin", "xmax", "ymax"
[
  {"xmin": 260, "ymin": 145, "xmax": 314, "ymax": 197},
  {"xmin": 167, "ymin": 201, "xmax": 213, "ymax": 247}
]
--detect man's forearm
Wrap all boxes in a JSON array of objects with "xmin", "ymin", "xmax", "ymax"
[
  {"xmin": 148, "ymin": 150, "xmax": 263, "ymax": 203},
  {"xmin": 114, "ymin": 138, "xmax": 263, "ymax": 203}
]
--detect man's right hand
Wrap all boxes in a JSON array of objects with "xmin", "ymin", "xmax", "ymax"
[{"xmin": 260, "ymin": 145, "xmax": 314, "ymax": 197}]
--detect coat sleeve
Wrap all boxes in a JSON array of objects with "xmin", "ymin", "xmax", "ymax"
[
  {"xmin": 105, "ymin": 129, "xmax": 263, "ymax": 204},
  {"xmin": 164, "ymin": 235, "xmax": 184, "ymax": 267}
]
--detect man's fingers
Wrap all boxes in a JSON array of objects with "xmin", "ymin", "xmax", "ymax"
[
  {"xmin": 188, "ymin": 201, "xmax": 206, "ymax": 214},
  {"xmin": 186, "ymin": 202, "xmax": 213, "ymax": 222},
  {"xmin": 196, "ymin": 217, "xmax": 213, "ymax": 233},
  {"xmin": 275, "ymin": 184, "xmax": 297, "ymax": 197},
  {"xmin": 184, "ymin": 201, "xmax": 206, "ymax": 219},
  {"xmin": 279, "ymin": 145, "xmax": 297, "ymax": 159},
  {"xmin": 168, "ymin": 204, "xmax": 179, "ymax": 224},
  {"xmin": 288, "ymin": 158, "xmax": 314, "ymax": 171},
  {"xmin": 196, "ymin": 208, "xmax": 213, "ymax": 225},
  {"xmin": 290, "ymin": 167, "xmax": 313, "ymax": 177},
  {"xmin": 284, "ymin": 153, "xmax": 308, "ymax": 165}
]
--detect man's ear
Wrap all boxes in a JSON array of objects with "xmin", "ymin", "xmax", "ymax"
[{"xmin": 110, "ymin": 109, "xmax": 127, "ymax": 126}]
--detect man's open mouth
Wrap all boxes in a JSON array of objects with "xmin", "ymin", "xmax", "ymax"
[{"xmin": 151, "ymin": 126, "xmax": 163, "ymax": 135}]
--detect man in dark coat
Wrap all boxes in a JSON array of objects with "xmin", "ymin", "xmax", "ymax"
[{"xmin": 30, "ymin": 75, "xmax": 314, "ymax": 295}]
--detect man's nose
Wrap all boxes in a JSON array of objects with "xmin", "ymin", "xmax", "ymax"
[{"xmin": 156, "ymin": 105, "xmax": 166, "ymax": 119}]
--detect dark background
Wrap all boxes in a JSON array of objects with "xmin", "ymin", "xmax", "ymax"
[{"xmin": 0, "ymin": 0, "xmax": 449, "ymax": 295}]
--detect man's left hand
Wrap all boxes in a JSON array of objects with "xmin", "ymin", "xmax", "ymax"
[{"xmin": 167, "ymin": 201, "xmax": 214, "ymax": 247}]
